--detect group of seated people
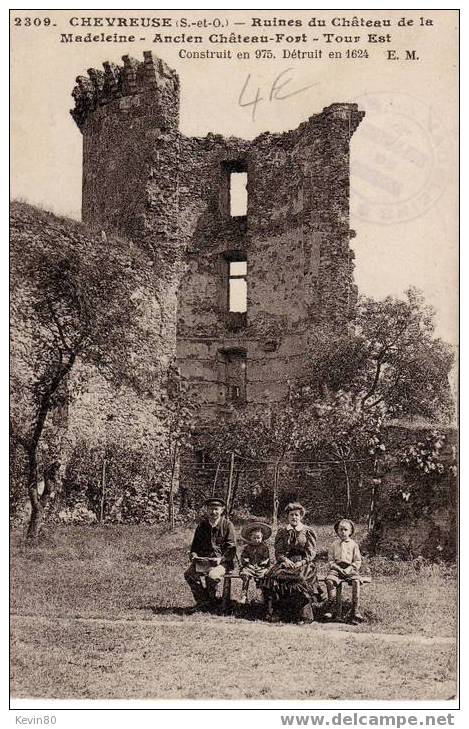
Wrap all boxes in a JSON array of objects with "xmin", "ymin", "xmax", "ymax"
[{"xmin": 184, "ymin": 496, "xmax": 365, "ymax": 624}]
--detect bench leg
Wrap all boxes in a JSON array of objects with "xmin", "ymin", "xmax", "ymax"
[
  {"xmin": 335, "ymin": 582, "xmax": 343, "ymax": 620},
  {"xmin": 352, "ymin": 580, "xmax": 360, "ymax": 609},
  {"xmin": 222, "ymin": 577, "xmax": 231, "ymax": 614},
  {"xmin": 240, "ymin": 576, "xmax": 250, "ymax": 602}
]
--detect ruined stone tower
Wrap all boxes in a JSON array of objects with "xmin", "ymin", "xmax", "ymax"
[{"xmin": 71, "ymin": 52, "xmax": 365, "ymax": 421}]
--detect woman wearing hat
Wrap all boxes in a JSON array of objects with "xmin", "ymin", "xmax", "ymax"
[{"xmin": 260, "ymin": 502, "xmax": 321, "ymax": 624}]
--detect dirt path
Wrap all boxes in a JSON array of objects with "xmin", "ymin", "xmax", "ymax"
[
  {"xmin": 11, "ymin": 612, "xmax": 454, "ymax": 646},
  {"xmin": 11, "ymin": 612, "xmax": 456, "ymax": 700}
]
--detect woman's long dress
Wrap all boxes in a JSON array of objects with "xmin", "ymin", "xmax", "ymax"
[{"xmin": 260, "ymin": 526, "xmax": 322, "ymax": 617}]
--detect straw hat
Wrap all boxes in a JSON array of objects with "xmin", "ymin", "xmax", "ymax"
[{"xmin": 241, "ymin": 522, "xmax": 272, "ymax": 542}]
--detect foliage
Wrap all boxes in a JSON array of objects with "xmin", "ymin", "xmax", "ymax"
[
  {"xmin": 154, "ymin": 363, "xmax": 199, "ymax": 528},
  {"xmin": 360, "ymin": 430, "xmax": 457, "ymax": 560},
  {"xmin": 302, "ymin": 287, "xmax": 454, "ymax": 422},
  {"xmin": 190, "ymin": 405, "xmax": 307, "ymax": 522},
  {"xmin": 291, "ymin": 288, "xmax": 455, "ymax": 517},
  {"xmin": 58, "ymin": 502, "xmax": 97, "ymax": 525},
  {"xmin": 400, "ymin": 432, "xmax": 456, "ymax": 520},
  {"xmin": 385, "ymin": 431, "xmax": 456, "ymax": 522},
  {"xmin": 62, "ymin": 439, "xmax": 170, "ymax": 524},
  {"xmin": 10, "ymin": 202, "xmax": 165, "ymax": 539},
  {"xmin": 188, "ymin": 289, "xmax": 454, "ymax": 525},
  {"xmin": 156, "ymin": 363, "xmax": 200, "ymax": 459},
  {"xmin": 356, "ymin": 289, "xmax": 454, "ymax": 421},
  {"xmin": 199, "ymin": 406, "xmax": 300, "ymax": 462},
  {"xmin": 400, "ymin": 432, "xmax": 456, "ymax": 479}
]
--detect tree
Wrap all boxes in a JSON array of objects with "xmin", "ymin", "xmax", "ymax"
[
  {"xmin": 360, "ymin": 429, "xmax": 457, "ymax": 560},
  {"xmin": 292, "ymin": 390, "xmax": 384, "ymax": 517},
  {"xmin": 10, "ymin": 203, "xmax": 164, "ymax": 540},
  {"xmin": 355, "ymin": 288, "xmax": 454, "ymax": 421},
  {"xmin": 186, "ymin": 290, "xmax": 453, "ymax": 526},
  {"xmin": 154, "ymin": 362, "xmax": 199, "ymax": 530},
  {"xmin": 195, "ymin": 405, "xmax": 305, "ymax": 528},
  {"xmin": 295, "ymin": 287, "xmax": 455, "ymax": 519}
]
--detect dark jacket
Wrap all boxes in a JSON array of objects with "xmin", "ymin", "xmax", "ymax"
[
  {"xmin": 274, "ymin": 526, "xmax": 317, "ymax": 565},
  {"xmin": 240, "ymin": 543, "xmax": 270, "ymax": 567},
  {"xmin": 190, "ymin": 516, "xmax": 237, "ymax": 568}
]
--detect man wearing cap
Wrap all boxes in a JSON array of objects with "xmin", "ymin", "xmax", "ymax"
[{"xmin": 184, "ymin": 497, "xmax": 236, "ymax": 610}]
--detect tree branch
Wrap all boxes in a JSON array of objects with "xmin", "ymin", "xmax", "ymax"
[
  {"xmin": 29, "ymin": 351, "xmax": 77, "ymax": 452},
  {"xmin": 361, "ymin": 355, "xmax": 384, "ymax": 409},
  {"xmin": 361, "ymin": 322, "xmax": 412, "ymax": 409},
  {"xmin": 46, "ymin": 298, "xmax": 74, "ymax": 353}
]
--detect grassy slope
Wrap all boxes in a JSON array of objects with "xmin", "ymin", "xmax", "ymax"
[{"xmin": 10, "ymin": 524, "xmax": 457, "ymax": 700}]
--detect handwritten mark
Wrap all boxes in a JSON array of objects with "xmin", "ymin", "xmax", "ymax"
[{"xmin": 238, "ymin": 68, "xmax": 319, "ymax": 121}]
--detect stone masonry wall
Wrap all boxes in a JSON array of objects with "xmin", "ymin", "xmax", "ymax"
[
  {"xmin": 175, "ymin": 134, "xmax": 250, "ymax": 412},
  {"xmin": 10, "ymin": 202, "xmax": 173, "ymax": 514},
  {"xmin": 73, "ymin": 52, "xmax": 182, "ymax": 388},
  {"xmin": 71, "ymin": 52, "xmax": 364, "ymax": 424},
  {"xmin": 175, "ymin": 106, "xmax": 364, "ymax": 416}
]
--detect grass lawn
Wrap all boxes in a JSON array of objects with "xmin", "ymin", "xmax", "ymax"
[{"xmin": 10, "ymin": 523, "xmax": 457, "ymax": 700}]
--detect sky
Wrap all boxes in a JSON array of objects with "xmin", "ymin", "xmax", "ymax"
[{"xmin": 10, "ymin": 8, "xmax": 458, "ymax": 345}]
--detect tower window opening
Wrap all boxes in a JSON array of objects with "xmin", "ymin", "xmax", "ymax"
[
  {"xmin": 228, "ymin": 260, "xmax": 247, "ymax": 312},
  {"xmin": 230, "ymin": 172, "xmax": 248, "ymax": 216}
]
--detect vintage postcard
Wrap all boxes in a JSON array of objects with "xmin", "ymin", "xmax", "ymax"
[{"xmin": 10, "ymin": 6, "xmax": 459, "ymax": 714}]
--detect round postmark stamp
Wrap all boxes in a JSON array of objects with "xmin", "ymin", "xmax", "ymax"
[{"xmin": 350, "ymin": 92, "xmax": 452, "ymax": 225}]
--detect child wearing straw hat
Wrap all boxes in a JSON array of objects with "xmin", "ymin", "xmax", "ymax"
[{"xmin": 239, "ymin": 522, "xmax": 272, "ymax": 604}]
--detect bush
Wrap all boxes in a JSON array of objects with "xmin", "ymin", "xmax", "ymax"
[
  {"xmin": 62, "ymin": 440, "xmax": 171, "ymax": 524},
  {"xmin": 58, "ymin": 502, "xmax": 97, "ymax": 525}
]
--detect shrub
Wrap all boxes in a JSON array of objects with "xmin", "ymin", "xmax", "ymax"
[
  {"xmin": 62, "ymin": 440, "xmax": 170, "ymax": 524},
  {"xmin": 58, "ymin": 502, "xmax": 97, "ymax": 525}
]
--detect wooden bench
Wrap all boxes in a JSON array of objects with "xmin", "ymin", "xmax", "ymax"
[
  {"xmin": 221, "ymin": 572, "xmax": 371, "ymax": 616},
  {"xmin": 221, "ymin": 573, "xmax": 245, "ymax": 613},
  {"xmin": 221, "ymin": 572, "xmax": 270, "ymax": 613},
  {"xmin": 322, "ymin": 574, "xmax": 372, "ymax": 620}
]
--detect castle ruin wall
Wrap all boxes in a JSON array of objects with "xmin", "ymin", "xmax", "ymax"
[{"xmin": 70, "ymin": 52, "xmax": 364, "ymax": 423}]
